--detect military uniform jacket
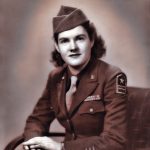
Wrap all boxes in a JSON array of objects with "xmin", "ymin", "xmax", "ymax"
[{"xmin": 24, "ymin": 59, "xmax": 127, "ymax": 150}]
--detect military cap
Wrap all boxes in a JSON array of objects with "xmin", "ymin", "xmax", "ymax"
[{"xmin": 53, "ymin": 5, "xmax": 89, "ymax": 34}]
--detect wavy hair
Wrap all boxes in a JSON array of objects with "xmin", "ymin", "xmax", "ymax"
[{"xmin": 50, "ymin": 22, "xmax": 106, "ymax": 67}]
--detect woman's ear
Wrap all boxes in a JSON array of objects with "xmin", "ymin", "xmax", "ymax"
[
  {"xmin": 91, "ymin": 39, "xmax": 94, "ymax": 48},
  {"xmin": 54, "ymin": 42, "xmax": 60, "ymax": 52},
  {"xmin": 90, "ymin": 32, "xmax": 95, "ymax": 48}
]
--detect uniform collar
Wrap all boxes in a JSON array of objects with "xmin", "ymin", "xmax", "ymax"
[{"xmin": 65, "ymin": 57, "xmax": 98, "ymax": 82}]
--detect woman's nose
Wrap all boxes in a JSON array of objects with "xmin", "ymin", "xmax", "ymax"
[{"xmin": 70, "ymin": 40, "xmax": 77, "ymax": 50}]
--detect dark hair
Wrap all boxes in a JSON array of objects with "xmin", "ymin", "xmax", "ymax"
[{"xmin": 51, "ymin": 22, "xmax": 106, "ymax": 66}]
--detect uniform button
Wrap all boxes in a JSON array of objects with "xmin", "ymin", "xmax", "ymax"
[
  {"xmin": 89, "ymin": 108, "xmax": 94, "ymax": 113},
  {"xmin": 72, "ymin": 133, "xmax": 76, "ymax": 139},
  {"xmin": 90, "ymin": 74, "xmax": 95, "ymax": 79},
  {"xmin": 67, "ymin": 119, "xmax": 70, "ymax": 123},
  {"xmin": 50, "ymin": 106, "xmax": 53, "ymax": 110}
]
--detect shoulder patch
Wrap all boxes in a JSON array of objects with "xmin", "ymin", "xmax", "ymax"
[{"xmin": 116, "ymin": 73, "xmax": 127, "ymax": 94}]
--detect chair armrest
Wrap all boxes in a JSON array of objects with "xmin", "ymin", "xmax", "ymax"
[
  {"xmin": 4, "ymin": 134, "xmax": 24, "ymax": 150},
  {"xmin": 4, "ymin": 132, "xmax": 65, "ymax": 150}
]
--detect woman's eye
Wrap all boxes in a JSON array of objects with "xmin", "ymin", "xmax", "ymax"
[
  {"xmin": 59, "ymin": 39, "xmax": 69, "ymax": 44},
  {"xmin": 76, "ymin": 36, "xmax": 85, "ymax": 41}
]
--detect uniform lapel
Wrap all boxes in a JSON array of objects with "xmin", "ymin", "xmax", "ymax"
[
  {"xmin": 57, "ymin": 76, "xmax": 67, "ymax": 117},
  {"xmin": 69, "ymin": 59, "xmax": 99, "ymax": 116},
  {"xmin": 55, "ymin": 66, "xmax": 68, "ymax": 119}
]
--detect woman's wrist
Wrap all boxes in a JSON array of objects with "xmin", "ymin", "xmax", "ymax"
[
  {"xmin": 55, "ymin": 142, "xmax": 65, "ymax": 150},
  {"xmin": 60, "ymin": 141, "xmax": 65, "ymax": 150}
]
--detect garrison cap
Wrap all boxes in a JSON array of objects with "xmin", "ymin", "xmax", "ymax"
[{"xmin": 53, "ymin": 5, "xmax": 89, "ymax": 34}]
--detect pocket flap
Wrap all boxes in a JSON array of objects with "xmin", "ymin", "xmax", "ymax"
[{"xmin": 79, "ymin": 101, "xmax": 105, "ymax": 114}]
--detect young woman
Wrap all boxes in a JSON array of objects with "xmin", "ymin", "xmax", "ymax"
[{"xmin": 23, "ymin": 6, "xmax": 127, "ymax": 150}]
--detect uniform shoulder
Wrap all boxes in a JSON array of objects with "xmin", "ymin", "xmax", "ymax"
[
  {"xmin": 48, "ymin": 65, "xmax": 66, "ymax": 80},
  {"xmin": 98, "ymin": 60, "xmax": 127, "ymax": 83},
  {"xmin": 99, "ymin": 60, "xmax": 123, "ymax": 75}
]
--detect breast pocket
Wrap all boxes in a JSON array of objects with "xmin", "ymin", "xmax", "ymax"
[{"xmin": 79, "ymin": 100, "xmax": 105, "ymax": 115}]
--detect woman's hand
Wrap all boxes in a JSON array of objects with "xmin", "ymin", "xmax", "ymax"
[{"xmin": 22, "ymin": 136, "xmax": 62, "ymax": 150}]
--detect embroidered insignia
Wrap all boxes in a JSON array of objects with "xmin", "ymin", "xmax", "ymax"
[
  {"xmin": 116, "ymin": 73, "xmax": 127, "ymax": 94},
  {"xmin": 84, "ymin": 95, "xmax": 101, "ymax": 102}
]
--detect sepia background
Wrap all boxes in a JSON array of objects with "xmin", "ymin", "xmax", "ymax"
[{"xmin": 0, "ymin": 0, "xmax": 150, "ymax": 149}]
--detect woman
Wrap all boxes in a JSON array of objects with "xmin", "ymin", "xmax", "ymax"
[{"xmin": 23, "ymin": 5, "xmax": 127, "ymax": 150}]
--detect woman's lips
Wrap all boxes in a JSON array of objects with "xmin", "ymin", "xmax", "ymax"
[{"xmin": 69, "ymin": 53, "xmax": 81, "ymax": 58}]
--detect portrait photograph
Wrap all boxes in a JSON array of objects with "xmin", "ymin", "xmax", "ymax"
[{"xmin": 1, "ymin": 0, "xmax": 150, "ymax": 150}]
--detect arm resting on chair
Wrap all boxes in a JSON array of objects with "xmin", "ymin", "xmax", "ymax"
[{"xmin": 4, "ymin": 132, "xmax": 65, "ymax": 150}]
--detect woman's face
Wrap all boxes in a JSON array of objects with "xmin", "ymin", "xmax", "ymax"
[{"xmin": 56, "ymin": 25, "xmax": 93, "ymax": 71}]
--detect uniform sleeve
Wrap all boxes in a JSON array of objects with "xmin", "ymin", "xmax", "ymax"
[
  {"xmin": 64, "ymin": 70, "xmax": 128, "ymax": 150},
  {"xmin": 23, "ymin": 73, "xmax": 56, "ymax": 141}
]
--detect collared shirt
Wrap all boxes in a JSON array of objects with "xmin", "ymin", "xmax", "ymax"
[{"xmin": 65, "ymin": 58, "xmax": 95, "ymax": 92}]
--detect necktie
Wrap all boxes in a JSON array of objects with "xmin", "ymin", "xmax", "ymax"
[{"xmin": 66, "ymin": 76, "xmax": 78, "ymax": 111}]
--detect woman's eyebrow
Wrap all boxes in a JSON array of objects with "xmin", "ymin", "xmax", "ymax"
[
  {"xmin": 58, "ymin": 37, "xmax": 68, "ymax": 41},
  {"xmin": 76, "ymin": 34, "xmax": 86, "ymax": 37},
  {"xmin": 58, "ymin": 34, "xmax": 86, "ymax": 41}
]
